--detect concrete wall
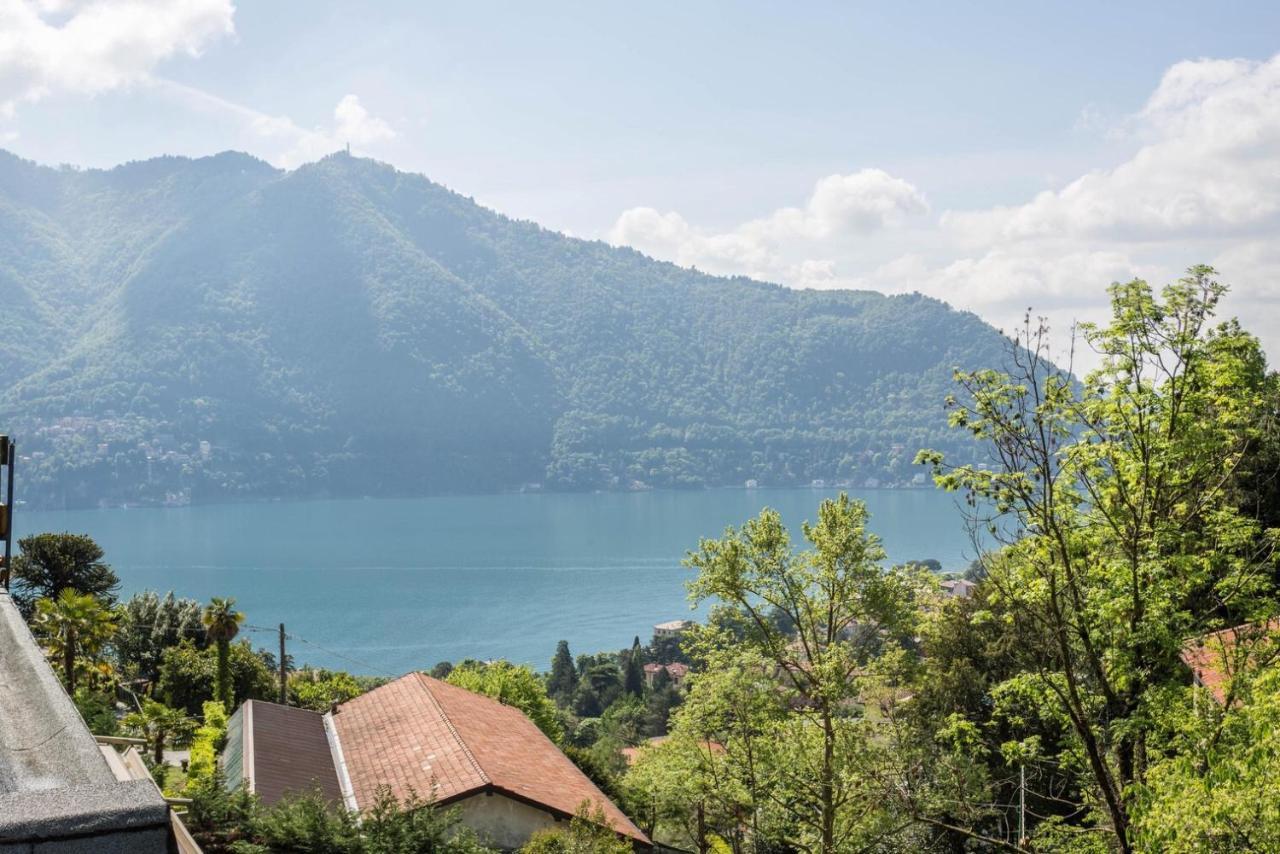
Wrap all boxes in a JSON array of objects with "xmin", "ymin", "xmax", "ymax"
[{"xmin": 455, "ymin": 791, "xmax": 562, "ymax": 851}]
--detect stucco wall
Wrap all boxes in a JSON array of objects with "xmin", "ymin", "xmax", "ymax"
[{"xmin": 455, "ymin": 791, "xmax": 561, "ymax": 850}]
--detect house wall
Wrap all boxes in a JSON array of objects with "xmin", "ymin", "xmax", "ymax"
[{"xmin": 455, "ymin": 791, "xmax": 561, "ymax": 851}]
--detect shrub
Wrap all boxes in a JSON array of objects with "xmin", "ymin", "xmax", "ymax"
[{"xmin": 188, "ymin": 701, "xmax": 229, "ymax": 782}]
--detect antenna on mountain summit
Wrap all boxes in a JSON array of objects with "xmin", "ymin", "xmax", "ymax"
[{"xmin": 345, "ymin": 141, "xmax": 350, "ymax": 155}]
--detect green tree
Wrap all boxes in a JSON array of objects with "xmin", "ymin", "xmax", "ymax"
[
  {"xmin": 627, "ymin": 645, "xmax": 792, "ymax": 852},
  {"xmin": 202, "ymin": 597, "xmax": 245, "ymax": 708},
  {"xmin": 686, "ymin": 494, "xmax": 923, "ymax": 854},
  {"xmin": 158, "ymin": 638, "xmax": 276, "ymax": 715},
  {"xmin": 547, "ymin": 640, "xmax": 577, "ymax": 706},
  {"xmin": 572, "ymin": 659, "xmax": 623, "ymax": 718},
  {"xmin": 623, "ymin": 636, "xmax": 645, "ymax": 698},
  {"xmin": 123, "ymin": 698, "xmax": 196, "ymax": 765},
  {"xmin": 290, "ymin": 669, "xmax": 370, "ymax": 711},
  {"xmin": 113, "ymin": 590, "xmax": 206, "ymax": 684},
  {"xmin": 518, "ymin": 802, "xmax": 633, "ymax": 854},
  {"xmin": 32, "ymin": 589, "xmax": 118, "ymax": 693},
  {"xmin": 10, "ymin": 533, "xmax": 119, "ymax": 617},
  {"xmin": 445, "ymin": 660, "xmax": 564, "ymax": 743},
  {"xmin": 361, "ymin": 786, "xmax": 496, "ymax": 854},
  {"xmin": 74, "ymin": 688, "xmax": 120, "ymax": 737},
  {"xmin": 1134, "ymin": 663, "xmax": 1280, "ymax": 851},
  {"xmin": 917, "ymin": 268, "xmax": 1280, "ymax": 852}
]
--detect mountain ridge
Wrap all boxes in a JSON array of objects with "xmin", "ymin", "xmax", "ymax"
[{"xmin": 0, "ymin": 149, "xmax": 1004, "ymax": 508}]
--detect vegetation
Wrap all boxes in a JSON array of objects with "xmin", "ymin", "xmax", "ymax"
[
  {"xmin": 444, "ymin": 660, "xmax": 565, "ymax": 743},
  {"xmin": 8, "ymin": 532, "xmax": 119, "ymax": 617},
  {"xmin": 517, "ymin": 802, "xmax": 634, "ymax": 853},
  {"xmin": 188, "ymin": 700, "xmax": 229, "ymax": 783},
  {"xmin": 185, "ymin": 774, "xmax": 495, "ymax": 854},
  {"xmin": 114, "ymin": 590, "xmax": 205, "ymax": 684},
  {"xmin": 11, "ymin": 261, "xmax": 1280, "ymax": 850},
  {"xmin": 32, "ymin": 589, "xmax": 118, "ymax": 693},
  {"xmin": 290, "ymin": 667, "xmax": 381, "ymax": 711},
  {"xmin": 0, "ymin": 151, "xmax": 1005, "ymax": 510},
  {"xmin": 623, "ymin": 268, "xmax": 1280, "ymax": 852},
  {"xmin": 202, "ymin": 597, "xmax": 246, "ymax": 708},
  {"xmin": 158, "ymin": 638, "xmax": 277, "ymax": 714},
  {"xmin": 122, "ymin": 698, "xmax": 195, "ymax": 765}
]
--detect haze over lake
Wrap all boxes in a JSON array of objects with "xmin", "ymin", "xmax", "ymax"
[{"xmin": 16, "ymin": 488, "xmax": 974, "ymax": 673}]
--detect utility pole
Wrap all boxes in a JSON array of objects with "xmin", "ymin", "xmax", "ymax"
[
  {"xmin": 1018, "ymin": 762, "xmax": 1026, "ymax": 848},
  {"xmin": 0, "ymin": 435, "xmax": 14, "ymax": 590},
  {"xmin": 278, "ymin": 623, "xmax": 288, "ymax": 705}
]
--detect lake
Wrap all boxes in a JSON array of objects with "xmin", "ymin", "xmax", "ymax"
[{"xmin": 15, "ymin": 489, "xmax": 976, "ymax": 674}]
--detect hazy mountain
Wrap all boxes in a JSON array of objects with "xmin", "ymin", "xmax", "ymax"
[{"xmin": 0, "ymin": 150, "xmax": 1007, "ymax": 508}]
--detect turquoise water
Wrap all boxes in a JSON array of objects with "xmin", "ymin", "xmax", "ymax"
[{"xmin": 15, "ymin": 489, "xmax": 974, "ymax": 674}]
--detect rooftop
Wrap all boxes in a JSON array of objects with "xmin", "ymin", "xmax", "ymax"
[
  {"xmin": 1180, "ymin": 620, "xmax": 1279, "ymax": 705},
  {"xmin": 223, "ymin": 700, "xmax": 343, "ymax": 806},
  {"xmin": 331, "ymin": 673, "xmax": 649, "ymax": 844},
  {"xmin": 0, "ymin": 589, "xmax": 170, "ymax": 852}
]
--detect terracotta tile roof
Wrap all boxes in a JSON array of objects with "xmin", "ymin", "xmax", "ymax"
[
  {"xmin": 1180, "ymin": 620, "xmax": 1279, "ymax": 705},
  {"xmin": 331, "ymin": 673, "xmax": 648, "ymax": 845}
]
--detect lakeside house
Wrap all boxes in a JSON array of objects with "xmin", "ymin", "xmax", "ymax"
[
  {"xmin": 643, "ymin": 662, "xmax": 689, "ymax": 688},
  {"xmin": 940, "ymin": 578, "xmax": 977, "ymax": 599},
  {"xmin": 221, "ymin": 672, "xmax": 650, "ymax": 851},
  {"xmin": 652, "ymin": 620, "xmax": 695, "ymax": 639}
]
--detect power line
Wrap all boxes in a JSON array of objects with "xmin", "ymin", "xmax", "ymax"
[
  {"xmin": 112, "ymin": 621, "xmax": 396, "ymax": 675},
  {"xmin": 285, "ymin": 633, "xmax": 395, "ymax": 678}
]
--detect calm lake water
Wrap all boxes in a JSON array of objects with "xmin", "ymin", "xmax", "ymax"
[{"xmin": 16, "ymin": 489, "xmax": 975, "ymax": 674}]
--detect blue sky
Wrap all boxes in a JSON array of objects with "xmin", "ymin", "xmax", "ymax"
[{"xmin": 3, "ymin": 1, "xmax": 1279, "ymax": 360}]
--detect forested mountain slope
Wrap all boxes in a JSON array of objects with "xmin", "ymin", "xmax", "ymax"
[{"xmin": 0, "ymin": 150, "xmax": 1008, "ymax": 507}]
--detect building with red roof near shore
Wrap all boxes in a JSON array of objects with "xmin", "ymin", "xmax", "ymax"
[
  {"xmin": 222, "ymin": 673, "xmax": 650, "ymax": 851},
  {"xmin": 643, "ymin": 662, "xmax": 689, "ymax": 688}
]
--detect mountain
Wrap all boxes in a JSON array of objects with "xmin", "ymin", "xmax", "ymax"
[{"xmin": 0, "ymin": 150, "xmax": 1007, "ymax": 509}]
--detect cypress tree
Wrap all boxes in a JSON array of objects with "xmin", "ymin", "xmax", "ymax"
[{"xmin": 547, "ymin": 640, "xmax": 577, "ymax": 704}]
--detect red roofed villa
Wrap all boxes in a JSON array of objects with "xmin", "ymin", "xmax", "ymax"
[
  {"xmin": 643, "ymin": 662, "xmax": 689, "ymax": 688},
  {"xmin": 221, "ymin": 672, "xmax": 650, "ymax": 851},
  {"xmin": 1180, "ymin": 620, "xmax": 1278, "ymax": 705}
]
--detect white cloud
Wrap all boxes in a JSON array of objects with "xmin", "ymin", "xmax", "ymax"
[
  {"xmin": 0, "ymin": 0, "xmax": 235, "ymax": 114},
  {"xmin": 607, "ymin": 53, "xmax": 1280, "ymax": 363},
  {"xmin": 609, "ymin": 168, "xmax": 927, "ymax": 280},
  {"xmin": 156, "ymin": 81, "xmax": 397, "ymax": 168},
  {"xmin": 944, "ymin": 56, "xmax": 1280, "ymax": 244},
  {"xmin": 334, "ymin": 94, "xmax": 395, "ymax": 146}
]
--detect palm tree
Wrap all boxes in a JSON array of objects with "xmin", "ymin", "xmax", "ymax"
[
  {"xmin": 201, "ymin": 597, "xmax": 244, "ymax": 708},
  {"xmin": 123, "ymin": 699, "xmax": 195, "ymax": 765},
  {"xmin": 33, "ymin": 589, "xmax": 118, "ymax": 693}
]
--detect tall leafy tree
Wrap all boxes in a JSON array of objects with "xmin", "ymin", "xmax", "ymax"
[
  {"xmin": 623, "ymin": 636, "xmax": 646, "ymax": 697},
  {"xmin": 686, "ymin": 494, "xmax": 923, "ymax": 854},
  {"xmin": 918, "ymin": 267, "xmax": 1280, "ymax": 852},
  {"xmin": 201, "ymin": 597, "xmax": 245, "ymax": 708},
  {"xmin": 114, "ymin": 590, "xmax": 206, "ymax": 684},
  {"xmin": 10, "ymin": 533, "xmax": 119, "ymax": 617},
  {"xmin": 158, "ymin": 639, "xmax": 276, "ymax": 715},
  {"xmin": 32, "ymin": 589, "xmax": 118, "ymax": 693}
]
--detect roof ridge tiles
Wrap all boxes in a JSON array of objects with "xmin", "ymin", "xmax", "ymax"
[{"xmin": 412, "ymin": 672, "xmax": 490, "ymax": 788}]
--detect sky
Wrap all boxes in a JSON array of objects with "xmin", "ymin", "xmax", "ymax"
[{"xmin": 3, "ymin": 0, "xmax": 1280, "ymax": 363}]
